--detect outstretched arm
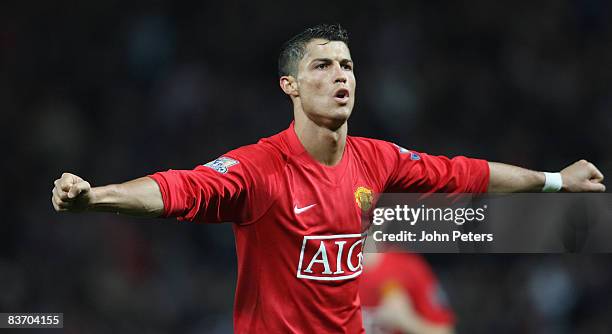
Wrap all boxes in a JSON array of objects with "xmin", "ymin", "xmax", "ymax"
[
  {"xmin": 488, "ymin": 160, "xmax": 605, "ymax": 193},
  {"xmin": 51, "ymin": 173, "xmax": 164, "ymax": 217}
]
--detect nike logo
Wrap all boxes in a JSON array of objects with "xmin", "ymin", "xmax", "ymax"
[{"xmin": 294, "ymin": 204, "xmax": 317, "ymax": 215}]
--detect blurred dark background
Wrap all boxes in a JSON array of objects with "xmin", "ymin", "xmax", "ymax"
[{"xmin": 1, "ymin": 0, "xmax": 612, "ymax": 333}]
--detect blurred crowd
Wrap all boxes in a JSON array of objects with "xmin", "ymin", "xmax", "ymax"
[{"xmin": 1, "ymin": 0, "xmax": 611, "ymax": 333}]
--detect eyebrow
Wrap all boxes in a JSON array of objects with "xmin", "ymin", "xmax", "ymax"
[{"xmin": 310, "ymin": 58, "xmax": 354, "ymax": 64}]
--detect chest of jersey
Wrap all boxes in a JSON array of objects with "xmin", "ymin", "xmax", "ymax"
[
  {"xmin": 283, "ymin": 156, "xmax": 376, "ymax": 233},
  {"xmin": 263, "ymin": 155, "xmax": 378, "ymax": 281}
]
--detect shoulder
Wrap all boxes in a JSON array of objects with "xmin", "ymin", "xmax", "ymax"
[
  {"xmin": 222, "ymin": 132, "xmax": 287, "ymax": 172},
  {"xmin": 204, "ymin": 132, "xmax": 286, "ymax": 181},
  {"xmin": 348, "ymin": 135, "xmax": 405, "ymax": 159},
  {"xmin": 348, "ymin": 135, "xmax": 389, "ymax": 148}
]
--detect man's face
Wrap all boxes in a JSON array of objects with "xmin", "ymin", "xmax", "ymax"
[{"xmin": 295, "ymin": 39, "xmax": 356, "ymax": 128}]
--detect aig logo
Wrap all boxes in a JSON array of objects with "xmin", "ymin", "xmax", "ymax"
[{"xmin": 297, "ymin": 234, "xmax": 366, "ymax": 281}]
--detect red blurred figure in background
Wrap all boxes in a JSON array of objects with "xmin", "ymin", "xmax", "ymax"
[{"xmin": 361, "ymin": 253, "xmax": 454, "ymax": 334}]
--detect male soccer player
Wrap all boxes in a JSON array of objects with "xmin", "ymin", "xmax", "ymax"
[{"xmin": 51, "ymin": 24, "xmax": 605, "ymax": 333}]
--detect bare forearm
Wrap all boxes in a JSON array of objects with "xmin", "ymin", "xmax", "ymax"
[
  {"xmin": 88, "ymin": 177, "xmax": 164, "ymax": 217},
  {"xmin": 487, "ymin": 162, "xmax": 545, "ymax": 193},
  {"xmin": 487, "ymin": 159, "xmax": 606, "ymax": 193}
]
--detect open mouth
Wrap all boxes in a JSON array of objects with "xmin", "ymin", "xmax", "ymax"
[{"xmin": 333, "ymin": 88, "xmax": 350, "ymax": 104}]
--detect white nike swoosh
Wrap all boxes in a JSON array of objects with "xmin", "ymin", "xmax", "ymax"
[{"xmin": 294, "ymin": 204, "xmax": 317, "ymax": 214}]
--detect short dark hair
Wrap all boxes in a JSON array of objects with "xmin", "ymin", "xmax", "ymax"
[{"xmin": 278, "ymin": 23, "xmax": 349, "ymax": 77}]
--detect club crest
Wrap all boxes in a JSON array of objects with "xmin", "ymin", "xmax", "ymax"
[{"xmin": 354, "ymin": 186, "xmax": 374, "ymax": 211}]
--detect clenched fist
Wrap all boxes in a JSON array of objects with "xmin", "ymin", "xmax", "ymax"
[
  {"xmin": 52, "ymin": 173, "xmax": 93, "ymax": 212},
  {"xmin": 561, "ymin": 160, "xmax": 606, "ymax": 192}
]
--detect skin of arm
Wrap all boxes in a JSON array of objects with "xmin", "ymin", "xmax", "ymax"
[
  {"xmin": 487, "ymin": 160, "xmax": 605, "ymax": 193},
  {"xmin": 52, "ymin": 173, "xmax": 164, "ymax": 217}
]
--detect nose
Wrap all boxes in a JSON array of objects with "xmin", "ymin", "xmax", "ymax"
[{"xmin": 333, "ymin": 62, "xmax": 347, "ymax": 84}]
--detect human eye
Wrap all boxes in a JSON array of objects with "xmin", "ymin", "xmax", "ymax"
[
  {"xmin": 315, "ymin": 63, "xmax": 328, "ymax": 70},
  {"xmin": 342, "ymin": 63, "xmax": 353, "ymax": 71}
]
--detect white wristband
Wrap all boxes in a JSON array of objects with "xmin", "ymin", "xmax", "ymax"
[{"xmin": 542, "ymin": 172, "xmax": 563, "ymax": 192}]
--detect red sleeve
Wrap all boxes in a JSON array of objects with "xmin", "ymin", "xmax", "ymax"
[
  {"xmin": 398, "ymin": 254, "xmax": 455, "ymax": 325},
  {"xmin": 381, "ymin": 142, "xmax": 489, "ymax": 193},
  {"xmin": 148, "ymin": 144, "xmax": 279, "ymax": 224}
]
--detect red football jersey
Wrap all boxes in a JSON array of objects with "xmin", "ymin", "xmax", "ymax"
[
  {"xmin": 149, "ymin": 123, "xmax": 488, "ymax": 333},
  {"xmin": 360, "ymin": 253, "xmax": 455, "ymax": 334}
]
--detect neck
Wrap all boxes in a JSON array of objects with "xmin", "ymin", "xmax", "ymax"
[{"xmin": 293, "ymin": 109, "xmax": 347, "ymax": 166}]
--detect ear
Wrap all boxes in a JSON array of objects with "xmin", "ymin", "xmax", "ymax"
[{"xmin": 279, "ymin": 75, "xmax": 299, "ymax": 97}]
